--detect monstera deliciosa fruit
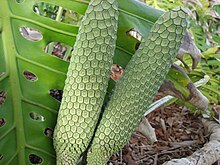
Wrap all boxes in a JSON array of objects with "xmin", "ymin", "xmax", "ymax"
[{"xmin": 0, "ymin": 0, "xmax": 164, "ymax": 164}]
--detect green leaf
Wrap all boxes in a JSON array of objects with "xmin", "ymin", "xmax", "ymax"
[
  {"xmin": 0, "ymin": 0, "xmax": 163, "ymax": 164},
  {"xmin": 202, "ymin": 46, "xmax": 219, "ymax": 58},
  {"xmin": 190, "ymin": 25, "xmax": 210, "ymax": 51},
  {"xmin": 213, "ymin": 5, "xmax": 220, "ymax": 15},
  {"xmin": 213, "ymin": 34, "xmax": 220, "ymax": 45},
  {"xmin": 200, "ymin": 90, "xmax": 219, "ymax": 103},
  {"xmin": 145, "ymin": 0, "xmax": 183, "ymax": 11},
  {"xmin": 202, "ymin": 85, "xmax": 220, "ymax": 96},
  {"xmin": 165, "ymin": 67, "xmax": 191, "ymax": 98}
]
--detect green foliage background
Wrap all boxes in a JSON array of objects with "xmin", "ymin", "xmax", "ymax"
[{"xmin": 146, "ymin": 0, "xmax": 220, "ymax": 105}]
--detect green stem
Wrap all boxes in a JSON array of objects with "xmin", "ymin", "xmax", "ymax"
[{"xmin": 56, "ymin": 7, "xmax": 63, "ymax": 22}]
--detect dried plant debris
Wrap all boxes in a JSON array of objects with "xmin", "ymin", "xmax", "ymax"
[
  {"xmin": 108, "ymin": 102, "xmax": 207, "ymax": 165},
  {"xmin": 163, "ymin": 119, "xmax": 220, "ymax": 165},
  {"xmin": 110, "ymin": 64, "xmax": 124, "ymax": 81}
]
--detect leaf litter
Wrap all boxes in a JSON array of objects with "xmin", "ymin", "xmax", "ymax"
[{"xmin": 108, "ymin": 93, "xmax": 208, "ymax": 165}]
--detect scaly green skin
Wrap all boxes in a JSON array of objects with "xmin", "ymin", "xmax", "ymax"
[
  {"xmin": 87, "ymin": 7, "xmax": 188, "ymax": 164},
  {"xmin": 53, "ymin": 0, "xmax": 118, "ymax": 164}
]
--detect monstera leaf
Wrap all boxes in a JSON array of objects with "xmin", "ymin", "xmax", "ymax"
[{"xmin": 0, "ymin": 0, "xmax": 164, "ymax": 164}]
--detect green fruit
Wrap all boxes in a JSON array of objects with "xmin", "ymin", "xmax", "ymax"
[
  {"xmin": 87, "ymin": 7, "xmax": 188, "ymax": 164},
  {"xmin": 53, "ymin": 0, "xmax": 118, "ymax": 164}
]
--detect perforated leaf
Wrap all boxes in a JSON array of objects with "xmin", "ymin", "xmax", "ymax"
[{"xmin": 0, "ymin": 0, "xmax": 163, "ymax": 164}]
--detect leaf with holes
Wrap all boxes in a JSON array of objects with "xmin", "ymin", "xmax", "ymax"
[{"xmin": 0, "ymin": 0, "xmax": 164, "ymax": 164}]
